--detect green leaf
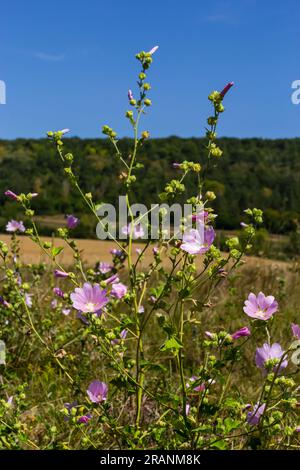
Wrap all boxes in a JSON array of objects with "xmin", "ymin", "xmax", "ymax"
[
  {"xmin": 160, "ymin": 336, "xmax": 183, "ymax": 353},
  {"xmin": 211, "ymin": 440, "xmax": 228, "ymax": 450},
  {"xmin": 51, "ymin": 246, "xmax": 64, "ymax": 258}
]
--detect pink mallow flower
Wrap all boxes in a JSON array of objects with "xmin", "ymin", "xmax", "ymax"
[
  {"xmin": 66, "ymin": 214, "xmax": 79, "ymax": 229},
  {"xmin": 53, "ymin": 287, "xmax": 64, "ymax": 298},
  {"xmin": 78, "ymin": 413, "xmax": 92, "ymax": 424},
  {"xmin": 54, "ymin": 270, "xmax": 69, "ymax": 278},
  {"xmin": 4, "ymin": 190, "xmax": 19, "ymax": 201},
  {"xmin": 6, "ymin": 220, "xmax": 25, "ymax": 233},
  {"xmin": 291, "ymin": 323, "xmax": 300, "ymax": 340},
  {"xmin": 255, "ymin": 343, "xmax": 288, "ymax": 375},
  {"xmin": 220, "ymin": 81, "xmax": 234, "ymax": 98},
  {"xmin": 111, "ymin": 282, "xmax": 127, "ymax": 299},
  {"xmin": 180, "ymin": 226, "xmax": 215, "ymax": 255},
  {"xmin": 70, "ymin": 282, "xmax": 109, "ymax": 315},
  {"xmin": 231, "ymin": 326, "xmax": 251, "ymax": 340},
  {"xmin": 243, "ymin": 292, "xmax": 278, "ymax": 321},
  {"xmin": 246, "ymin": 402, "xmax": 266, "ymax": 426},
  {"xmin": 148, "ymin": 45, "xmax": 159, "ymax": 55},
  {"xmin": 122, "ymin": 222, "xmax": 145, "ymax": 239},
  {"xmin": 98, "ymin": 262, "xmax": 113, "ymax": 274},
  {"xmin": 87, "ymin": 380, "xmax": 108, "ymax": 403}
]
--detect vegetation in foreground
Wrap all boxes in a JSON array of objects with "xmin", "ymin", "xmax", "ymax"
[{"xmin": 1, "ymin": 46, "xmax": 300, "ymax": 450}]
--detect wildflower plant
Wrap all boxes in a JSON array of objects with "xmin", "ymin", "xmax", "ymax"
[{"xmin": 0, "ymin": 46, "xmax": 300, "ymax": 451}]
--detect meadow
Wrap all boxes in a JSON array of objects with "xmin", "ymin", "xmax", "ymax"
[{"xmin": 1, "ymin": 47, "xmax": 300, "ymax": 451}]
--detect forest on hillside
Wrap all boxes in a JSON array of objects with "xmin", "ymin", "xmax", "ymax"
[{"xmin": 1, "ymin": 137, "xmax": 300, "ymax": 238}]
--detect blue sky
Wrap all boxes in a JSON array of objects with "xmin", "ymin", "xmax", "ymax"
[{"xmin": 0, "ymin": 0, "xmax": 299, "ymax": 139}]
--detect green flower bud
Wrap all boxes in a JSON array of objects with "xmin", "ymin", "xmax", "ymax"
[
  {"xmin": 139, "ymin": 72, "xmax": 146, "ymax": 80},
  {"xmin": 205, "ymin": 191, "xmax": 216, "ymax": 201},
  {"xmin": 144, "ymin": 99, "xmax": 152, "ymax": 106}
]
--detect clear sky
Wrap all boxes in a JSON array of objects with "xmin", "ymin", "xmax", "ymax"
[{"xmin": 0, "ymin": 0, "xmax": 299, "ymax": 139}]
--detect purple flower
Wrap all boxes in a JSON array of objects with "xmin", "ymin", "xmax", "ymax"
[
  {"xmin": 53, "ymin": 287, "xmax": 64, "ymax": 298},
  {"xmin": 87, "ymin": 380, "xmax": 108, "ymax": 403},
  {"xmin": 111, "ymin": 282, "xmax": 127, "ymax": 299},
  {"xmin": 104, "ymin": 274, "xmax": 119, "ymax": 285},
  {"xmin": 122, "ymin": 222, "xmax": 145, "ymax": 239},
  {"xmin": 220, "ymin": 82, "xmax": 234, "ymax": 98},
  {"xmin": 62, "ymin": 308, "xmax": 71, "ymax": 316},
  {"xmin": 54, "ymin": 270, "xmax": 69, "ymax": 278},
  {"xmin": 70, "ymin": 282, "xmax": 109, "ymax": 315},
  {"xmin": 25, "ymin": 293, "xmax": 33, "ymax": 308},
  {"xmin": 77, "ymin": 312, "xmax": 89, "ymax": 325},
  {"xmin": 98, "ymin": 262, "xmax": 112, "ymax": 274},
  {"xmin": 128, "ymin": 89, "xmax": 134, "ymax": 101},
  {"xmin": 148, "ymin": 45, "xmax": 159, "ymax": 55},
  {"xmin": 192, "ymin": 210, "xmax": 209, "ymax": 224},
  {"xmin": 110, "ymin": 248, "xmax": 123, "ymax": 257},
  {"xmin": 243, "ymin": 292, "xmax": 278, "ymax": 321},
  {"xmin": 66, "ymin": 214, "xmax": 79, "ymax": 229},
  {"xmin": 255, "ymin": 343, "xmax": 288, "ymax": 375},
  {"xmin": 246, "ymin": 402, "xmax": 266, "ymax": 426},
  {"xmin": 111, "ymin": 329, "xmax": 128, "ymax": 345},
  {"xmin": 205, "ymin": 331, "xmax": 215, "ymax": 339},
  {"xmin": 6, "ymin": 220, "xmax": 25, "ymax": 233},
  {"xmin": 231, "ymin": 326, "xmax": 251, "ymax": 340},
  {"xmin": 172, "ymin": 162, "xmax": 182, "ymax": 169},
  {"xmin": 4, "ymin": 190, "xmax": 19, "ymax": 201},
  {"xmin": 51, "ymin": 299, "xmax": 58, "ymax": 309},
  {"xmin": 78, "ymin": 413, "xmax": 92, "ymax": 424},
  {"xmin": 240, "ymin": 222, "xmax": 248, "ymax": 228},
  {"xmin": 153, "ymin": 246, "xmax": 159, "ymax": 255},
  {"xmin": 7, "ymin": 396, "xmax": 13, "ymax": 407},
  {"xmin": 186, "ymin": 376, "xmax": 205, "ymax": 392},
  {"xmin": 138, "ymin": 305, "xmax": 145, "ymax": 313},
  {"xmin": 0, "ymin": 296, "xmax": 9, "ymax": 308},
  {"xmin": 180, "ymin": 226, "xmax": 215, "ymax": 255},
  {"xmin": 291, "ymin": 323, "xmax": 300, "ymax": 340}
]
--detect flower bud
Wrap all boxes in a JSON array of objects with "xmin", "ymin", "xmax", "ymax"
[{"xmin": 144, "ymin": 99, "xmax": 152, "ymax": 106}]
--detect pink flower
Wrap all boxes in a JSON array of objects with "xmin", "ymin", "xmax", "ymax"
[
  {"xmin": 87, "ymin": 380, "xmax": 108, "ymax": 403},
  {"xmin": 243, "ymin": 292, "xmax": 278, "ymax": 321},
  {"xmin": 66, "ymin": 214, "xmax": 79, "ymax": 229},
  {"xmin": 70, "ymin": 283, "xmax": 109, "ymax": 315},
  {"xmin": 4, "ymin": 190, "xmax": 19, "ymax": 201},
  {"xmin": 104, "ymin": 274, "xmax": 119, "ymax": 285},
  {"xmin": 111, "ymin": 282, "xmax": 127, "ymax": 299},
  {"xmin": 53, "ymin": 287, "xmax": 64, "ymax": 298},
  {"xmin": 6, "ymin": 220, "xmax": 25, "ymax": 233},
  {"xmin": 78, "ymin": 413, "xmax": 92, "ymax": 424},
  {"xmin": 0, "ymin": 296, "xmax": 9, "ymax": 308},
  {"xmin": 111, "ymin": 329, "xmax": 128, "ymax": 345},
  {"xmin": 246, "ymin": 402, "xmax": 266, "ymax": 426},
  {"xmin": 255, "ymin": 343, "xmax": 288, "ymax": 375},
  {"xmin": 148, "ymin": 45, "xmax": 159, "ymax": 55},
  {"xmin": 62, "ymin": 308, "xmax": 71, "ymax": 316},
  {"xmin": 186, "ymin": 376, "xmax": 205, "ymax": 392},
  {"xmin": 122, "ymin": 222, "xmax": 145, "ymax": 239},
  {"xmin": 54, "ymin": 270, "xmax": 69, "ymax": 278},
  {"xmin": 180, "ymin": 226, "xmax": 215, "ymax": 255},
  {"xmin": 98, "ymin": 262, "xmax": 112, "ymax": 274},
  {"xmin": 110, "ymin": 248, "xmax": 123, "ymax": 257},
  {"xmin": 220, "ymin": 81, "xmax": 234, "ymax": 98},
  {"xmin": 291, "ymin": 323, "xmax": 300, "ymax": 340},
  {"xmin": 128, "ymin": 89, "xmax": 134, "ymax": 101},
  {"xmin": 231, "ymin": 326, "xmax": 251, "ymax": 340}
]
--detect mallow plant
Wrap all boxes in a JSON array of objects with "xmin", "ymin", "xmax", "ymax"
[{"xmin": 0, "ymin": 46, "xmax": 300, "ymax": 450}]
